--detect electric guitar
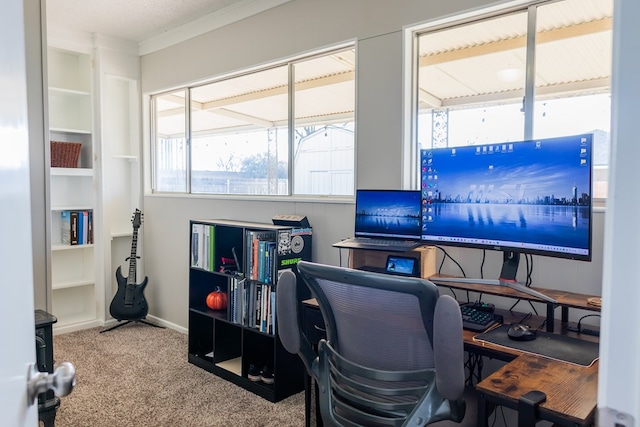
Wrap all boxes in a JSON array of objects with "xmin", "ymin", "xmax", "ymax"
[{"xmin": 109, "ymin": 209, "xmax": 149, "ymax": 321}]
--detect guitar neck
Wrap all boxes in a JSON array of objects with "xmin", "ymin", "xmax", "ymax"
[{"xmin": 127, "ymin": 228, "xmax": 139, "ymax": 285}]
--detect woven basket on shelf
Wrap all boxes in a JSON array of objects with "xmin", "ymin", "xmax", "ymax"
[{"xmin": 50, "ymin": 141, "xmax": 82, "ymax": 168}]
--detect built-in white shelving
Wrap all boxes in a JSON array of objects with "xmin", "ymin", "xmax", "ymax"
[{"xmin": 47, "ymin": 47, "xmax": 101, "ymax": 333}]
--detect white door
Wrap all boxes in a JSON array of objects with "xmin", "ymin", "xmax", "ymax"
[{"xmin": 0, "ymin": 0, "xmax": 42, "ymax": 424}]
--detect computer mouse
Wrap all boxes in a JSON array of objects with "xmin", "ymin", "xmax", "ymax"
[{"xmin": 507, "ymin": 323, "xmax": 537, "ymax": 341}]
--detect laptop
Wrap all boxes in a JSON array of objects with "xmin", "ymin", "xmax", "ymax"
[{"xmin": 333, "ymin": 189, "xmax": 423, "ymax": 252}]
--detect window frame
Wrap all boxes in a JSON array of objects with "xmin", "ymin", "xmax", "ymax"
[
  {"xmin": 406, "ymin": 0, "xmax": 611, "ymax": 205},
  {"xmin": 149, "ymin": 43, "xmax": 356, "ymax": 200}
]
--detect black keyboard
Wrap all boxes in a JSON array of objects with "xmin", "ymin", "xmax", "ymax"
[{"xmin": 460, "ymin": 304, "xmax": 503, "ymax": 332}]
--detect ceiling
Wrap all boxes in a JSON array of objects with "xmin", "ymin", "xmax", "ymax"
[
  {"xmin": 46, "ymin": 0, "xmax": 613, "ymax": 138},
  {"xmin": 45, "ymin": 0, "xmax": 291, "ymax": 51}
]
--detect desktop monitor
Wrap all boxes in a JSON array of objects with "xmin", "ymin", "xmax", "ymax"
[
  {"xmin": 420, "ymin": 134, "xmax": 593, "ymax": 302},
  {"xmin": 354, "ymin": 189, "xmax": 422, "ymax": 240}
]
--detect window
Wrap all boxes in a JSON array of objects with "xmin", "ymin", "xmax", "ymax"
[
  {"xmin": 152, "ymin": 90, "xmax": 187, "ymax": 192},
  {"xmin": 151, "ymin": 46, "xmax": 355, "ymax": 196},
  {"xmin": 414, "ymin": 0, "xmax": 612, "ymax": 198}
]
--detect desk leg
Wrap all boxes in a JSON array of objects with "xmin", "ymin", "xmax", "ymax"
[
  {"xmin": 304, "ymin": 373, "xmax": 324, "ymax": 427},
  {"xmin": 477, "ymin": 392, "xmax": 490, "ymax": 427},
  {"xmin": 546, "ymin": 304, "xmax": 555, "ymax": 332},
  {"xmin": 304, "ymin": 373, "xmax": 311, "ymax": 427},
  {"xmin": 518, "ymin": 390, "xmax": 546, "ymax": 427},
  {"xmin": 315, "ymin": 380, "xmax": 323, "ymax": 427}
]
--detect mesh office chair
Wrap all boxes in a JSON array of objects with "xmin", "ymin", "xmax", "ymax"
[{"xmin": 277, "ymin": 261, "xmax": 470, "ymax": 427}]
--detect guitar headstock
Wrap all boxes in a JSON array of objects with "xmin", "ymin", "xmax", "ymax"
[{"xmin": 131, "ymin": 209, "xmax": 143, "ymax": 229}]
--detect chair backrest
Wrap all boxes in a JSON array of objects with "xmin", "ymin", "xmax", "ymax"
[{"xmin": 277, "ymin": 261, "xmax": 465, "ymax": 427}]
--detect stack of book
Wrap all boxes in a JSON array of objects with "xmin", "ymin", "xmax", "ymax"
[
  {"xmin": 60, "ymin": 210, "xmax": 94, "ymax": 245},
  {"xmin": 245, "ymin": 230, "xmax": 277, "ymax": 283},
  {"xmin": 228, "ymin": 277, "xmax": 279, "ymax": 334},
  {"xmin": 190, "ymin": 223, "xmax": 216, "ymax": 271}
]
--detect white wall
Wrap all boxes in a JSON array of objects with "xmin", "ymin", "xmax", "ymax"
[
  {"xmin": 597, "ymin": 0, "xmax": 640, "ymax": 422},
  {"xmin": 139, "ymin": 0, "xmax": 605, "ymax": 330}
]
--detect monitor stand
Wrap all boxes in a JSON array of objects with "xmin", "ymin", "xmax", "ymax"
[{"xmin": 431, "ymin": 251, "xmax": 558, "ymax": 304}]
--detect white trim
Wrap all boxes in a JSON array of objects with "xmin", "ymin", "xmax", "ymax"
[
  {"xmin": 93, "ymin": 34, "xmax": 138, "ymax": 55},
  {"xmin": 100, "ymin": 315, "xmax": 188, "ymax": 335},
  {"xmin": 138, "ymin": 0, "xmax": 293, "ymax": 56},
  {"xmin": 598, "ymin": 0, "xmax": 640, "ymax": 421}
]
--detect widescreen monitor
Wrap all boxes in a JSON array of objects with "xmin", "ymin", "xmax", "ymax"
[{"xmin": 420, "ymin": 134, "xmax": 593, "ymax": 302}]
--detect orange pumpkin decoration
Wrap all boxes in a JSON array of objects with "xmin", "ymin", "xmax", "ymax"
[{"xmin": 206, "ymin": 288, "xmax": 227, "ymax": 310}]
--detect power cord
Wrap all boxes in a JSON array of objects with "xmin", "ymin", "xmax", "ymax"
[
  {"xmin": 566, "ymin": 314, "xmax": 601, "ymax": 336},
  {"xmin": 436, "ymin": 246, "xmax": 466, "ymax": 277},
  {"xmin": 436, "ymin": 246, "xmax": 466, "ymax": 301},
  {"xmin": 490, "ymin": 405, "xmax": 507, "ymax": 427},
  {"xmin": 518, "ymin": 312, "xmax": 533, "ymax": 324}
]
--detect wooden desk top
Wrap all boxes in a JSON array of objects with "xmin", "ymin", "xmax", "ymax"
[{"xmin": 476, "ymin": 353, "xmax": 598, "ymax": 425}]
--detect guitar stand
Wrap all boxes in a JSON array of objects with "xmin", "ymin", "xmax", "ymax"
[{"xmin": 100, "ymin": 318, "xmax": 166, "ymax": 334}]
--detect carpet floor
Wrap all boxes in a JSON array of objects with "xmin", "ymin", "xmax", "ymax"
[{"xmin": 51, "ymin": 322, "xmax": 306, "ymax": 427}]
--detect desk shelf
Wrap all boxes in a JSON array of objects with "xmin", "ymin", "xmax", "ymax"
[{"xmin": 430, "ymin": 274, "xmax": 601, "ymax": 333}]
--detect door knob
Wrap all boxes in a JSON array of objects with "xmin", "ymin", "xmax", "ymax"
[{"xmin": 27, "ymin": 361, "xmax": 76, "ymax": 405}]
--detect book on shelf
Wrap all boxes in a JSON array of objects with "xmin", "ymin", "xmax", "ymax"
[
  {"xmin": 258, "ymin": 240, "xmax": 267, "ymax": 282},
  {"xmin": 62, "ymin": 210, "xmax": 93, "ymax": 246},
  {"xmin": 87, "ymin": 211, "xmax": 93, "ymax": 244},
  {"xmin": 191, "ymin": 223, "xmax": 200, "ymax": 267},
  {"xmin": 255, "ymin": 284, "xmax": 262, "ymax": 329},
  {"xmin": 70, "ymin": 211, "xmax": 79, "ymax": 245},
  {"xmin": 191, "ymin": 223, "xmax": 217, "ymax": 272},
  {"xmin": 77, "ymin": 211, "xmax": 83, "ymax": 245},
  {"xmin": 81, "ymin": 210, "xmax": 89, "ymax": 245},
  {"xmin": 203, "ymin": 225, "xmax": 210, "ymax": 271},
  {"xmin": 270, "ymin": 289, "xmax": 276, "ymax": 334},
  {"xmin": 209, "ymin": 225, "xmax": 216, "ymax": 272},
  {"xmin": 61, "ymin": 211, "xmax": 71, "ymax": 244},
  {"xmin": 265, "ymin": 241, "xmax": 276, "ymax": 284},
  {"xmin": 245, "ymin": 230, "xmax": 277, "ymax": 281}
]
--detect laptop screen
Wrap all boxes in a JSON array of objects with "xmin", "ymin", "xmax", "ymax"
[{"xmin": 354, "ymin": 190, "xmax": 422, "ymax": 240}]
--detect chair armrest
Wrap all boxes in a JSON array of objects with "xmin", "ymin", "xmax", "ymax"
[
  {"xmin": 433, "ymin": 294, "xmax": 465, "ymax": 401},
  {"xmin": 276, "ymin": 270, "xmax": 317, "ymax": 376}
]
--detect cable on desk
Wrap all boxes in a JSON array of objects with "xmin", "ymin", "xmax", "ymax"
[
  {"xmin": 337, "ymin": 247, "xmax": 351, "ymax": 269},
  {"xmin": 525, "ymin": 254, "xmax": 533, "ymax": 287},
  {"xmin": 517, "ymin": 312, "xmax": 533, "ymax": 324},
  {"xmin": 464, "ymin": 352, "xmax": 484, "ymax": 386},
  {"xmin": 566, "ymin": 313, "xmax": 601, "ymax": 336},
  {"xmin": 436, "ymin": 246, "xmax": 466, "ymax": 277},
  {"xmin": 537, "ymin": 318, "xmax": 547, "ymax": 331},
  {"xmin": 490, "ymin": 405, "xmax": 507, "ymax": 427},
  {"xmin": 448, "ymin": 287, "xmax": 458, "ymax": 300}
]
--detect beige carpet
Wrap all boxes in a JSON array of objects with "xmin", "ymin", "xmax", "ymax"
[{"xmin": 52, "ymin": 322, "xmax": 306, "ymax": 427}]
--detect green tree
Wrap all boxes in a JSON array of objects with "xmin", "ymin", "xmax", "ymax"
[{"xmin": 241, "ymin": 153, "xmax": 286, "ymax": 178}]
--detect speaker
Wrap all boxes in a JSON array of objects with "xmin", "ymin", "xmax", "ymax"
[{"xmin": 272, "ymin": 214, "xmax": 310, "ymax": 227}]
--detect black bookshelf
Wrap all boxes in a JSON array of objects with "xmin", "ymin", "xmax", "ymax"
[{"xmin": 187, "ymin": 219, "xmax": 312, "ymax": 402}]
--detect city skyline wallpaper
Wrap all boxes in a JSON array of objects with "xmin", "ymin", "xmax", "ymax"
[{"xmin": 420, "ymin": 134, "xmax": 593, "ymax": 259}]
